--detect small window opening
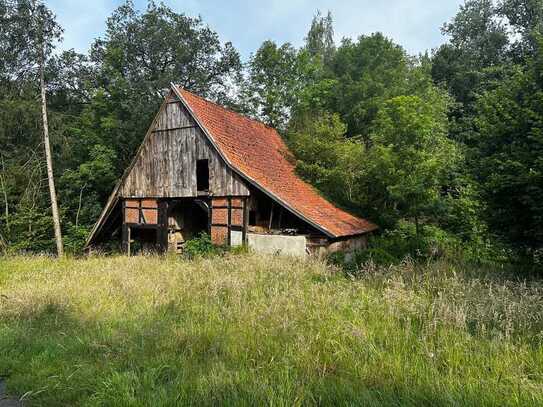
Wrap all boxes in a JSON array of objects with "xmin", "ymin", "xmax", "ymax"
[
  {"xmin": 196, "ymin": 159, "xmax": 209, "ymax": 191},
  {"xmin": 249, "ymin": 210, "xmax": 256, "ymax": 226}
]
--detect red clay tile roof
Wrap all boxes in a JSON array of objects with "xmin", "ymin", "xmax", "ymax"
[{"xmin": 178, "ymin": 87, "xmax": 378, "ymax": 238}]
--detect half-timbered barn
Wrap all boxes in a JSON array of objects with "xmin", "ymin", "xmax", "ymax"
[{"xmin": 85, "ymin": 84, "xmax": 377, "ymax": 256}]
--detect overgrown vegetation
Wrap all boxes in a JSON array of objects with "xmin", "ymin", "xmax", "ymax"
[
  {"xmin": 0, "ymin": 254, "xmax": 542, "ymax": 405},
  {"xmin": 329, "ymin": 220, "xmax": 515, "ymax": 272},
  {"xmin": 183, "ymin": 232, "xmax": 221, "ymax": 259},
  {"xmin": 1, "ymin": 0, "xmax": 542, "ymax": 266}
]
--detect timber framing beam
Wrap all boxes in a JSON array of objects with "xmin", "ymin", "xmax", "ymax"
[{"xmin": 151, "ymin": 125, "xmax": 197, "ymax": 133}]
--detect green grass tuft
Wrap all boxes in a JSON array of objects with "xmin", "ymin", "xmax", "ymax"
[{"xmin": 0, "ymin": 254, "xmax": 542, "ymax": 406}]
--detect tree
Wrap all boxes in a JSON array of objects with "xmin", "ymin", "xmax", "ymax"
[
  {"xmin": 366, "ymin": 93, "xmax": 458, "ymax": 234},
  {"xmin": 499, "ymin": 0, "xmax": 543, "ymax": 59},
  {"xmin": 442, "ymin": 0, "xmax": 509, "ymax": 68},
  {"xmin": 304, "ymin": 10, "xmax": 335, "ymax": 65},
  {"xmin": 327, "ymin": 33, "xmax": 413, "ymax": 142},
  {"xmin": 288, "ymin": 111, "xmax": 364, "ymax": 206},
  {"xmin": 472, "ymin": 50, "xmax": 543, "ymax": 253},
  {"xmin": 287, "ymin": 26, "xmax": 468, "ymax": 235},
  {"xmin": 91, "ymin": 0, "xmax": 241, "ymax": 98},
  {"xmin": 89, "ymin": 0, "xmax": 242, "ymax": 167},
  {"xmin": 240, "ymin": 11, "xmax": 338, "ymax": 130},
  {"xmin": 432, "ymin": 0, "xmax": 510, "ymax": 110},
  {"xmin": 430, "ymin": 0, "xmax": 543, "ymax": 259},
  {"xmin": 240, "ymin": 41, "xmax": 304, "ymax": 130},
  {"xmin": 0, "ymin": 0, "xmax": 64, "ymax": 255},
  {"xmin": 38, "ymin": 7, "xmax": 64, "ymax": 256}
]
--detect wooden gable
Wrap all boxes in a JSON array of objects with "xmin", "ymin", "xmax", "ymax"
[{"xmin": 120, "ymin": 93, "xmax": 249, "ymax": 198}]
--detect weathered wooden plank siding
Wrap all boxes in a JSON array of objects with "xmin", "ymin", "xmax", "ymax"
[{"xmin": 121, "ymin": 99, "xmax": 249, "ymax": 198}]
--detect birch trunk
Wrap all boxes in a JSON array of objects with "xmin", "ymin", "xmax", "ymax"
[
  {"xmin": 40, "ymin": 44, "xmax": 64, "ymax": 257},
  {"xmin": 0, "ymin": 155, "xmax": 8, "ymax": 233}
]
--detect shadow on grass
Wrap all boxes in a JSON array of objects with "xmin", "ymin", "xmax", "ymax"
[{"xmin": 0, "ymin": 300, "xmax": 535, "ymax": 406}]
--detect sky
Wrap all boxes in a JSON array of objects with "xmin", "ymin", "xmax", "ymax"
[{"xmin": 46, "ymin": 0, "xmax": 465, "ymax": 60}]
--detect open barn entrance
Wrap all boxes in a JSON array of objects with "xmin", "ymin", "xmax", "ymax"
[
  {"xmin": 122, "ymin": 198, "xmax": 209, "ymax": 255},
  {"xmin": 167, "ymin": 198, "xmax": 209, "ymax": 253}
]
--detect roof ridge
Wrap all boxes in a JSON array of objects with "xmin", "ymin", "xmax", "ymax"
[{"xmin": 178, "ymin": 86, "xmax": 277, "ymax": 132}]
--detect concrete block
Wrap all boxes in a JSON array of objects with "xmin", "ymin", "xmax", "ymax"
[{"xmin": 246, "ymin": 233, "xmax": 307, "ymax": 257}]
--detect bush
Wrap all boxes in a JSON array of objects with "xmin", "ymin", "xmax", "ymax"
[
  {"xmin": 331, "ymin": 220, "xmax": 513, "ymax": 270},
  {"xmin": 363, "ymin": 221, "xmax": 460, "ymax": 263},
  {"xmin": 183, "ymin": 232, "xmax": 219, "ymax": 259},
  {"xmin": 63, "ymin": 224, "xmax": 90, "ymax": 255}
]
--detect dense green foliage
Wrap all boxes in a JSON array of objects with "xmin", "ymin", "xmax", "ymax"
[
  {"xmin": 1, "ymin": 254, "xmax": 542, "ymax": 405},
  {"xmin": 183, "ymin": 232, "xmax": 220, "ymax": 259},
  {"xmin": 1, "ymin": 0, "xmax": 543, "ymax": 265}
]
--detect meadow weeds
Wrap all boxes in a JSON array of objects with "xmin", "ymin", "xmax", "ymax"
[{"xmin": 0, "ymin": 253, "xmax": 542, "ymax": 406}]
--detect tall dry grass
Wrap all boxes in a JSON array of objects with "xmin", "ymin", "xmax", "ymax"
[{"xmin": 0, "ymin": 254, "xmax": 542, "ymax": 406}]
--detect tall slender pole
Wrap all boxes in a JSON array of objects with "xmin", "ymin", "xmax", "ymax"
[
  {"xmin": 0, "ymin": 154, "xmax": 9, "ymax": 233},
  {"xmin": 40, "ymin": 35, "xmax": 63, "ymax": 257}
]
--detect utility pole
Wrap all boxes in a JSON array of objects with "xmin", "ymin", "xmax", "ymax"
[{"xmin": 39, "ymin": 13, "xmax": 63, "ymax": 257}]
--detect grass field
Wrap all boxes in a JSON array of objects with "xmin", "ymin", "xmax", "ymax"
[{"xmin": 0, "ymin": 253, "xmax": 542, "ymax": 406}]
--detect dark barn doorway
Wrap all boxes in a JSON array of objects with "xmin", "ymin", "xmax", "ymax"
[
  {"xmin": 167, "ymin": 199, "xmax": 209, "ymax": 252},
  {"xmin": 122, "ymin": 198, "xmax": 209, "ymax": 255}
]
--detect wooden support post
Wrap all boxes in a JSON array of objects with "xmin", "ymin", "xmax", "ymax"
[
  {"xmin": 121, "ymin": 200, "xmax": 129, "ymax": 255},
  {"xmin": 227, "ymin": 197, "xmax": 232, "ymax": 246},
  {"xmin": 242, "ymin": 197, "xmax": 248, "ymax": 246},
  {"xmin": 268, "ymin": 202, "xmax": 274, "ymax": 230},
  {"xmin": 122, "ymin": 223, "xmax": 129, "ymax": 255},
  {"xmin": 208, "ymin": 198, "xmax": 212, "ymax": 235},
  {"xmin": 127, "ymin": 227, "xmax": 131, "ymax": 256},
  {"xmin": 157, "ymin": 200, "xmax": 169, "ymax": 253}
]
